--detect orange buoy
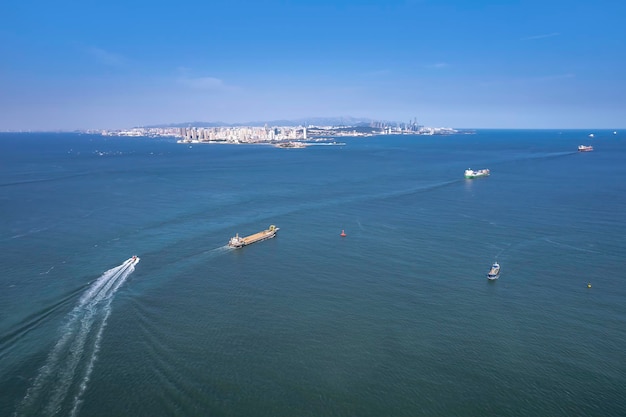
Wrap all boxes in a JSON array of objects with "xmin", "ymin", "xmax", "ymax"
[{"xmin": 340, "ymin": 230, "xmax": 346, "ymax": 237}]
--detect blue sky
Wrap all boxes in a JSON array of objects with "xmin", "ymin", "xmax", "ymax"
[{"xmin": 1, "ymin": 0, "xmax": 625, "ymax": 130}]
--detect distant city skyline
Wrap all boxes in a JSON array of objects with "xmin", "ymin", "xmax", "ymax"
[{"xmin": 1, "ymin": 0, "xmax": 625, "ymax": 131}]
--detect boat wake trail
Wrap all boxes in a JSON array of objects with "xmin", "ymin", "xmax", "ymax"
[
  {"xmin": 14, "ymin": 257, "xmax": 139, "ymax": 417},
  {"xmin": 543, "ymin": 238, "xmax": 601, "ymax": 253},
  {"xmin": 495, "ymin": 243, "xmax": 512, "ymax": 258}
]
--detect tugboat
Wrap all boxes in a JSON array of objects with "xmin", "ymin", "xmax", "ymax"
[{"xmin": 487, "ymin": 262, "xmax": 500, "ymax": 280}]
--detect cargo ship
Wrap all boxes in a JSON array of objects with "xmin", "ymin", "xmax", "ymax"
[
  {"xmin": 228, "ymin": 225, "xmax": 279, "ymax": 248},
  {"xmin": 578, "ymin": 145, "xmax": 593, "ymax": 152},
  {"xmin": 464, "ymin": 168, "xmax": 490, "ymax": 179}
]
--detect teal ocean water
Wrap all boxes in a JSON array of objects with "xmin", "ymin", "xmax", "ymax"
[{"xmin": 1, "ymin": 130, "xmax": 625, "ymax": 416}]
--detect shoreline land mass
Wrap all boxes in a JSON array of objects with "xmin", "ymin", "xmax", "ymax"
[{"xmin": 97, "ymin": 122, "xmax": 462, "ymax": 145}]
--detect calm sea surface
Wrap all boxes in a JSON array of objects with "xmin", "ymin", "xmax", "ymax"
[{"xmin": 1, "ymin": 130, "xmax": 625, "ymax": 416}]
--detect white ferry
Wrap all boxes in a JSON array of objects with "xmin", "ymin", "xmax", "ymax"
[
  {"xmin": 464, "ymin": 169, "xmax": 490, "ymax": 179},
  {"xmin": 487, "ymin": 262, "xmax": 500, "ymax": 280}
]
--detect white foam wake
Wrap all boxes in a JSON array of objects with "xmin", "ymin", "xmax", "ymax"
[{"xmin": 14, "ymin": 258, "xmax": 138, "ymax": 417}]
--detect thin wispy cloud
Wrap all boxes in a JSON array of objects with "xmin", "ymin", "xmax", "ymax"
[
  {"xmin": 178, "ymin": 76, "xmax": 225, "ymax": 90},
  {"xmin": 86, "ymin": 47, "xmax": 127, "ymax": 67},
  {"xmin": 365, "ymin": 69, "xmax": 392, "ymax": 76},
  {"xmin": 522, "ymin": 32, "xmax": 560, "ymax": 41},
  {"xmin": 535, "ymin": 73, "xmax": 575, "ymax": 81},
  {"xmin": 479, "ymin": 73, "xmax": 575, "ymax": 87},
  {"xmin": 424, "ymin": 62, "xmax": 449, "ymax": 69},
  {"xmin": 175, "ymin": 68, "xmax": 239, "ymax": 93}
]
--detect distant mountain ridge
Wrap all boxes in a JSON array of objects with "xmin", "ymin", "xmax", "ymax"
[{"xmin": 144, "ymin": 116, "xmax": 386, "ymax": 128}]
